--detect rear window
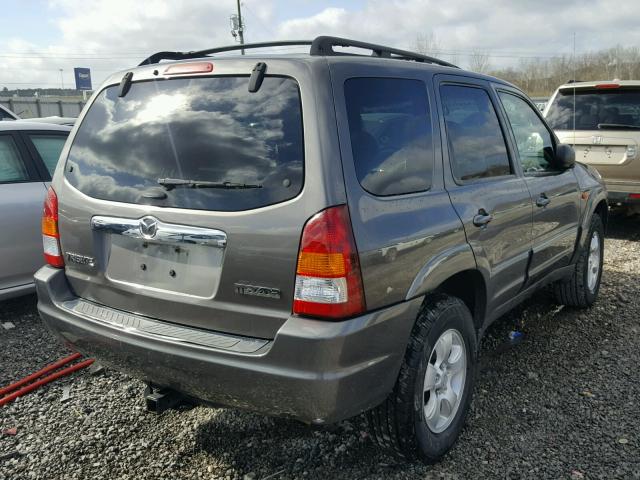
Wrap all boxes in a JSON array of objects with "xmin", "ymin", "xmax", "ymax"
[
  {"xmin": 65, "ymin": 76, "xmax": 303, "ymax": 211},
  {"xmin": 345, "ymin": 78, "xmax": 433, "ymax": 196},
  {"xmin": 546, "ymin": 88, "xmax": 640, "ymax": 131}
]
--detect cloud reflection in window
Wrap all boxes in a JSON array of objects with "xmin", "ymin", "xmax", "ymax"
[{"xmin": 66, "ymin": 76, "xmax": 304, "ymax": 212}]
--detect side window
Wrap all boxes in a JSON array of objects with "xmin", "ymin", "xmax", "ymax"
[
  {"xmin": 440, "ymin": 85, "xmax": 512, "ymax": 182},
  {"xmin": 498, "ymin": 92, "xmax": 555, "ymax": 174},
  {"xmin": 344, "ymin": 78, "xmax": 433, "ymax": 196},
  {"xmin": 0, "ymin": 136, "xmax": 29, "ymax": 183},
  {"xmin": 28, "ymin": 134, "xmax": 68, "ymax": 176}
]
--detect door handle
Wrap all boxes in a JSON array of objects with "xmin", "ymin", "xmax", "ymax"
[
  {"xmin": 536, "ymin": 194, "xmax": 551, "ymax": 208},
  {"xmin": 473, "ymin": 209, "xmax": 493, "ymax": 227}
]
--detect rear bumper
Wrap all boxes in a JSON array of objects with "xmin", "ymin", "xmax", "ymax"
[
  {"xmin": 35, "ymin": 266, "xmax": 421, "ymax": 424},
  {"xmin": 0, "ymin": 282, "xmax": 35, "ymax": 302},
  {"xmin": 608, "ymin": 191, "xmax": 640, "ymax": 204},
  {"xmin": 605, "ymin": 181, "xmax": 640, "ymax": 203}
]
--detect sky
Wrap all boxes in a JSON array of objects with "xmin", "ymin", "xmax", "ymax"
[{"xmin": 0, "ymin": 0, "xmax": 638, "ymax": 90}]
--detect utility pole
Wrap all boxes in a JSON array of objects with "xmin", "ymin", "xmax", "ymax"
[
  {"xmin": 59, "ymin": 69, "xmax": 64, "ymax": 90},
  {"xmin": 236, "ymin": 0, "xmax": 245, "ymax": 55}
]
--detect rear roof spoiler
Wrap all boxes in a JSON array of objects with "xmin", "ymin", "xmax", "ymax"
[{"xmin": 138, "ymin": 36, "xmax": 459, "ymax": 69}]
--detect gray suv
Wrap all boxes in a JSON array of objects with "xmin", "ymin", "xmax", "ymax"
[{"xmin": 35, "ymin": 37, "xmax": 607, "ymax": 463}]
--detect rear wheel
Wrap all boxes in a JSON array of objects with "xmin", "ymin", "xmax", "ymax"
[
  {"xmin": 367, "ymin": 294, "xmax": 477, "ymax": 463},
  {"xmin": 554, "ymin": 213, "xmax": 604, "ymax": 308}
]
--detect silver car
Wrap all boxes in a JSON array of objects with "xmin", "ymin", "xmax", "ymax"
[{"xmin": 0, "ymin": 121, "xmax": 71, "ymax": 300}]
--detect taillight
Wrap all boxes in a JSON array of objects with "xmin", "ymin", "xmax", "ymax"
[
  {"xmin": 293, "ymin": 205, "xmax": 365, "ymax": 320},
  {"xmin": 629, "ymin": 193, "xmax": 640, "ymax": 200},
  {"xmin": 42, "ymin": 187, "xmax": 64, "ymax": 268}
]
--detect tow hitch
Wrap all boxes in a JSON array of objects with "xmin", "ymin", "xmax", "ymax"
[{"xmin": 144, "ymin": 384, "xmax": 186, "ymax": 414}]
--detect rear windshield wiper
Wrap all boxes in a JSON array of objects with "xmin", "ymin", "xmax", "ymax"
[
  {"xmin": 158, "ymin": 178, "xmax": 262, "ymax": 190},
  {"xmin": 597, "ymin": 123, "xmax": 640, "ymax": 130}
]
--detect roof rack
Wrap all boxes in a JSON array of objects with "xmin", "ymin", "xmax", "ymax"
[
  {"xmin": 310, "ymin": 36, "xmax": 458, "ymax": 67},
  {"xmin": 139, "ymin": 36, "xmax": 458, "ymax": 68}
]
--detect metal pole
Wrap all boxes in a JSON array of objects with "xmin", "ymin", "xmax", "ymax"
[
  {"xmin": 59, "ymin": 69, "xmax": 64, "ymax": 90},
  {"xmin": 236, "ymin": 0, "xmax": 244, "ymax": 55}
]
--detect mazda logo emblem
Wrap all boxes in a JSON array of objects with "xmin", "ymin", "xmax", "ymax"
[{"xmin": 139, "ymin": 216, "xmax": 158, "ymax": 238}]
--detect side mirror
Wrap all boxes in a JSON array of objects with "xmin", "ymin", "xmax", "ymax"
[{"xmin": 555, "ymin": 144, "xmax": 575, "ymax": 169}]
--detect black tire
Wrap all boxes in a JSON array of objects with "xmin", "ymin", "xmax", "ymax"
[
  {"xmin": 554, "ymin": 213, "xmax": 604, "ymax": 308},
  {"xmin": 366, "ymin": 294, "xmax": 477, "ymax": 463}
]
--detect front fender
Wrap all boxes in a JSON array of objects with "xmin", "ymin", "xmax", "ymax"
[{"xmin": 579, "ymin": 188, "xmax": 607, "ymax": 249}]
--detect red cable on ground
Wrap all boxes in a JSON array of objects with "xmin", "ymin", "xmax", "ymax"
[
  {"xmin": 0, "ymin": 358, "xmax": 94, "ymax": 407},
  {"xmin": 0, "ymin": 352, "xmax": 82, "ymax": 397}
]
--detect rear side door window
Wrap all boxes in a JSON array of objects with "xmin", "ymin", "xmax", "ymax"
[
  {"xmin": 440, "ymin": 85, "xmax": 512, "ymax": 182},
  {"xmin": 498, "ymin": 92, "xmax": 557, "ymax": 175},
  {"xmin": 0, "ymin": 135, "xmax": 29, "ymax": 183},
  {"xmin": 344, "ymin": 78, "xmax": 433, "ymax": 196}
]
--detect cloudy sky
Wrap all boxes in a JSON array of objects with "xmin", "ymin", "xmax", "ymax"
[{"xmin": 1, "ymin": 0, "xmax": 638, "ymax": 89}]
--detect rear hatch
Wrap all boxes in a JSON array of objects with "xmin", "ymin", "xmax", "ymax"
[
  {"xmin": 545, "ymin": 85, "xmax": 640, "ymax": 184},
  {"xmin": 54, "ymin": 58, "xmax": 343, "ymax": 339}
]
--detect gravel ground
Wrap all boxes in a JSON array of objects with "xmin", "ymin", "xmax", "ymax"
[{"xmin": 1, "ymin": 213, "xmax": 639, "ymax": 480}]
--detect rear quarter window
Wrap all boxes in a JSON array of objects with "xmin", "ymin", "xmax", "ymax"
[
  {"xmin": 29, "ymin": 134, "xmax": 68, "ymax": 176},
  {"xmin": 64, "ymin": 76, "xmax": 304, "ymax": 212},
  {"xmin": 344, "ymin": 78, "xmax": 433, "ymax": 196}
]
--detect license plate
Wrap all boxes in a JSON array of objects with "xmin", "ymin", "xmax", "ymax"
[{"xmin": 106, "ymin": 235, "xmax": 223, "ymax": 298}]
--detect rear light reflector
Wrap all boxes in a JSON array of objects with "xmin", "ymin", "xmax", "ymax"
[
  {"xmin": 295, "ymin": 276, "xmax": 348, "ymax": 304},
  {"xmin": 42, "ymin": 187, "xmax": 64, "ymax": 268},
  {"xmin": 163, "ymin": 62, "xmax": 214, "ymax": 75},
  {"xmin": 595, "ymin": 83, "xmax": 620, "ymax": 89},
  {"xmin": 293, "ymin": 205, "xmax": 365, "ymax": 320}
]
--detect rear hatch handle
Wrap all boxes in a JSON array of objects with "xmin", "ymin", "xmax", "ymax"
[{"xmin": 91, "ymin": 216, "xmax": 227, "ymax": 247}]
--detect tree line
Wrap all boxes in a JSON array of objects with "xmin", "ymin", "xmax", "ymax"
[
  {"xmin": 414, "ymin": 35, "xmax": 640, "ymax": 98},
  {"xmin": 490, "ymin": 45, "xmax": 640, "ymax": 97}
]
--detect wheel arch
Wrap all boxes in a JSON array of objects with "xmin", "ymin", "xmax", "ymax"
[
  {"xmin": 594, "ymin": 198, "xmax": 608, "ymax": 231},
  {"xmin": 406, "ymin": 244, "xmax": 488, "ymax": 334},
  {"xmin": 579, "ymin": 192, "xmax": 608, "ymax": 251},
  {"xmin": 432, "ymin": 270, "xmax": 487, "ymax": 334}
]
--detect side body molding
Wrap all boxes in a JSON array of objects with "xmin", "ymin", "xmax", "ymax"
[{"xmin": 406, "ymin": 243, "xmax": 478, "ymax": 300}]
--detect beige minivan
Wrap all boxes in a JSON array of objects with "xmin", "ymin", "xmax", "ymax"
[{"xmin": 545, "ymin": 80, "xmax": 640, "ymax": 211}]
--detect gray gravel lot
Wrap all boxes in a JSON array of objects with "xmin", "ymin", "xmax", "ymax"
[{"xmin": 1, "ymin": 213, "xmax": 639, "ymax": 480}]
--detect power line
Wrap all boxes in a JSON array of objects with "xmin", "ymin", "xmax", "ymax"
[
  {"xmin": 0, "ymin": 68, "xmax": 119, "ymax": 73},
  {"xmin": 0, "ymin": 81, "xmax": 78, "ymax": 85},
  {"xmin": 0, "ymin": 44, "xmax": 578, "ymax": 61},
  {"xmin": 242, "ymin": 2, "xmax": 278, "ymax": 38}
]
